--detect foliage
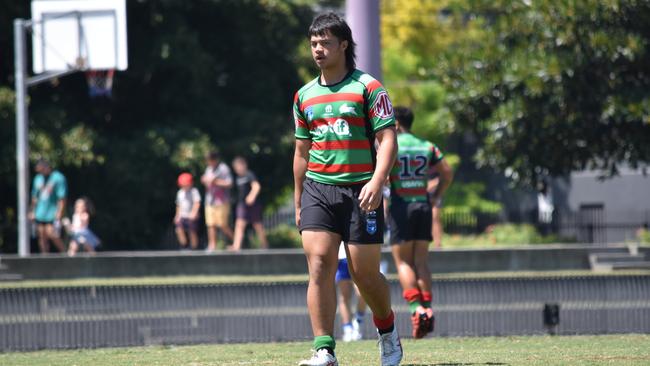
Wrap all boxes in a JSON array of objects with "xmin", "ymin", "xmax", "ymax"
[
  {"xmin": 444, "ymin": 182, "xmax": 502, "ymax": 215},
  {"xmin": 442, "ymin": 223, "xmax": 577, "ymax": 247},
  {"xmin": 637, "ymin": 228, "xmax": 650, "ymax": 245},
  {"xmin": 0, "ymin": 1, "xmax": 314, "ymax": 251},
  {"xmin": 487, "ymin": 223, "xmax": 541, "ymax": 245},
  {"xmin": 265, "ymin": 224, "xmax": 302, "ymax": 249},
  {"xmin": 437, "ymin": 0, "xmax": 650, "ymax": 185}
]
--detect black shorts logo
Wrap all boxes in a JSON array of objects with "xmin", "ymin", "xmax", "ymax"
[{"xmin": 366, "ymin": 210, "xmax": 377, "ymax": 234}]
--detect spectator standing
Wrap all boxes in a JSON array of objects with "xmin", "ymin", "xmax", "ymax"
[
  {"xmin": 201, "ymin": 151, "xmax": 234, "ymax": 251},
  {"xmin": 231, "ymin": 156, "xmax": 268, "ymax": 250},
  {"xmin": 29, "ymin": 159, "xmax": 67, "ymax": 253},
  {"xmin": 174, "ymin": 173, "xmax": 201, "ymax": 250},
  {"xmin": 64, "ymin": 197, "xmax": 100, "ymax": 256}
]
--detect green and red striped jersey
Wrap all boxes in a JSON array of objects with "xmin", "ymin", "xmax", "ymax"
[
  {"xmin": 389, "ymin": 132, "xmax": 444, "ymax": 202},
  {"xmin": 293, "ymin": 69, "xmax": 395, "ymax": 185}
]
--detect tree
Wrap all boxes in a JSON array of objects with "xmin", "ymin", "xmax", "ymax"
[
  {"xmin": 438, "ymin": 0, "xmax": 650, "ymax": 185},
  {"xmin": 0, "ymin": 0, "xmax": 314, "ymax": 251}
]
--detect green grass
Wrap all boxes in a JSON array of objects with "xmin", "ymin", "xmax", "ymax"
[{"xmin": 2, "ymin": 335, "xmax": 649, "ymax": 365}]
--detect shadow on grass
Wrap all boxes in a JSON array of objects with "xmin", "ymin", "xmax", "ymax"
[{"xmin": 403, "ymin": 363, "xmax": 509, "ymax": 366}]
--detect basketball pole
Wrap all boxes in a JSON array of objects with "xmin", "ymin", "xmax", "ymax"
[{"xmin": 14, "ymin": 19, "xmax": 30, "ymax": 257}]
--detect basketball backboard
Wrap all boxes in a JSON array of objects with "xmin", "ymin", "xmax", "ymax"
[{"xmin": 31, "ymin": 0, "xmax": 128, "ymax": 73}]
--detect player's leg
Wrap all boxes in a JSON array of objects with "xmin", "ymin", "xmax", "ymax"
[
  {"xmin": 432, "ymin": 205, "xmax": 442, "ymax": 248},
  {"xmin": 337, "ymin": 277, "xmax": 354, "ymax": 342},
  {"xmin": 413, "ymin": 239, "xmax": 435, "ymax": 333},
  {"xmin": 392, "ymin": 240, "xmax": 427, "ymax": 338},
  {"xmin": 347, "ymin": 243, "xmax": 391, "ymax": 319},
  {"xmin": 347, "ymin": 243, "xmax": 402, "ymax": 365},
  {"xmin": 301, "ymin": 230, "xmax": 340, "ymax": 361},
  {"xmin": 352, "ymin": 284, "xmax": 366, "ymax": 340},
  {"xmin": 298, "ymin": 179, "xmax": 344, "ymax": 366},
  {"xmin": 414, "ymin": 240, "xmax": 433, "ymax": 297}
]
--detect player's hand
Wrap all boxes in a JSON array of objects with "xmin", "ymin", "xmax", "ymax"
[
  {"xmin": 358, "ymin": 178, "xmax": 383, "ymax": 212},
  {"xmin": 173, "ymin": 216, "xmax": 180, "ymax": 224},
  {"xmin": 295, "ymin": 207, "xmax": 301, "ymax": 227}
]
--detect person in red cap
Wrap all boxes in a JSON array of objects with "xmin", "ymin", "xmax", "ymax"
[{"xmin": 174, "ymin": 172, "xmax": 201, "ymax": 249}]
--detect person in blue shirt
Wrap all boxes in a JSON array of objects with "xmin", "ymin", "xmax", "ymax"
[{"xmin": 29, "ymin": 159, "xmax": 67, "ymax": 253}]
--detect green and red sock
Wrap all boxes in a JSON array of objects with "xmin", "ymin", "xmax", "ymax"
[
  {"xmin": 403, "ymin": 288, "xmax": 423, "ymax": 314},
  {"xmin": 421, "ymin": 291, "xmax": 433, "ymax": 308},
  {"xmin": 373, "ymin": 310, "xmax": 395, "ymax": 335},
  {"xmin": 313, "ymin": 335, "xmax": 335, "ymax": 356}
]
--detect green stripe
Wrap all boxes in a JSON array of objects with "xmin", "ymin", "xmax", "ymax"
[
  {"xmin": 307, "ymin": 171, "xmax": 373, "ymax": 185},
  {"xmin": 309, "ymin": 149, "xmax": 372, "ymax": 165}
]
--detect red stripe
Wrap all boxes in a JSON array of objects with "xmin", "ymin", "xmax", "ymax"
[
  {"xmin": 367, "ymin": 80, "xmax": 382, "ymax": 93},
  {"xmin": 293, "ymin": 91, "xmax": 299, "ymax": 103},
  {"xmin": 310, "ymin": 117, "xmax": 365, "ymax": 129},
  {"xmin": 312, "ymin": 140, "xmax": 371, "ymax": 150},
  {"xmin": 308, "ymin": 162, "xmax": 373, "ymax": 173},
  {"xmin": 296, "ymin": 119, "xmax": 308, "ymax": 129},
  {"xmin": 301, "ymin": 93, "xmax": 364, "ymax": 110},
  {"xmin": 396, "ymin": 188, "xmax": 427, "ymax": 196}
]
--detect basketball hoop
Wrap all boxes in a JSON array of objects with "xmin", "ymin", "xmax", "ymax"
[{"xmin": 85, "ymin": 69, "xmax": 115, "ymax": 98}]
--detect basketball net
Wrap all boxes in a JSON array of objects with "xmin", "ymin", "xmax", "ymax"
[{"xmin": 85, "ymin": 69, "xmax": 115, "ymax": 98}]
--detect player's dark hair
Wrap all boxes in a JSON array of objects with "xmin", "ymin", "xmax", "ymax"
[
  {"xmin": 394, "ymin": 106, "xmax": 414, "ymax": 129},
  {"xmin": 309, "ymin": 13, "xmax": 356, "ymax": 70}
]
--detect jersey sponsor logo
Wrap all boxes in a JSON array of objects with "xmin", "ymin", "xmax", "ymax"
[
  {"xmin": 339, "ymin": 103, "xmax": 356, "ymax": 115},
  {"xmin": 333, "ymin": 119, "xmax": 351, "ymax": 136},
  {"xmin": 305, "ymin": 106, "xmax": 314, "ymax": 121},
  {"xmin": 313, "ymin": 119, "xmax": 352, "ymax": 137},
  {"xmin": 324, "ymin": 104, "xmax": 333, "ymax": 115},
  {"xmin": 372, "ymin": 91, "xmax": 394, "ymax": 119}
]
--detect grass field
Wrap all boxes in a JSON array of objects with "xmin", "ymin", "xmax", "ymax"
[{"xmin": 2, "ymin": 334, "xmax": 649, "ymax": 366}]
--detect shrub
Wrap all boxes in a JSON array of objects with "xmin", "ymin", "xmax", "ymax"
[
  {"xmin": 486, "ymin": 223, "xmax": 541, "ymax": 245},
  {"xmin": 265, "ymin": 224, "xmax": 302, "ymax": 249}
]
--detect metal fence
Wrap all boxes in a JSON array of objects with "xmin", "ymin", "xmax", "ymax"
[{"xmin": 1, "ymin": 274, "xmax": 649, "ymax": 351}]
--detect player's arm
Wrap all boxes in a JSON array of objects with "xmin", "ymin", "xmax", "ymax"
[
  {"xmin": 293, "ymin": 139, "xmax": 311, "ymax": 226},
  {"xmin": 358, "ymin": 127, "xmax": 397, "ymax": 212},
  {"xmin": 428, "ymin": 158, "xmax": 453, "ymax": 204}
]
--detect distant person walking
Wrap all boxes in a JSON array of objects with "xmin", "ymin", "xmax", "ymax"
[
  {"xmin": 174, "ymin": 172, "xmax": 201, "ymax": 250},
  {"xmin": 64, "ymin": 197, "xmax": 101, "ymax": 256},
  {"xmin": 29, "ymin": 159, "xmax": 67, "ymax": 253},
  {"xmin": 389, "ymin": 106, "xmax": 452, "ymax": 339},
  {"xmin": 201, "ymin": 151, "xmax": 234, "ymax": 251},
  {"xmin": 231, "ymin": 156, "xmax": 268, "ymax": 250}
]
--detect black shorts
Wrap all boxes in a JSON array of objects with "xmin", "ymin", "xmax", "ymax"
[
  {"xmin": 389, "ymin": 199, "xmax": 432, "ymax": 244},
  {"xmin": 299, "ymin": 178, "xmax": 384, "ymax": 244}
]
